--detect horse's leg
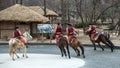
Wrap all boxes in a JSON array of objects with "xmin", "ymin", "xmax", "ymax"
[
  {"xmin": 105, "ymin": 37, "xmax": 114, "ymax": 50},
  {"xmin": 14, "ymin": 51, "xmax": 19, "ymax": 58},
  {"xmin": 12, "ymin": 52, "xmax": 15, "ymax": 61},
  {"xmin": 89, "ymin": 35, "xmax": 96, "ymax": 50},
  {"xmin": 11, "ymin": 48, "xmax": 16, "ymax": 61},
  {"xmin": 78, "ymin": 42, "xmax": 85, "ymax": 58},
  {"xmin": 22, "ymin": 46, "xmax": 28, "ymax": 58},
  {"xmin": 24, "ymin": 47, "xmax": 28, "ymax": 58},
  {"xmin": 66, "ymin": 45, "xmax": 71, "ymax": 59},
  {"xmin": 76, "ymin": 48, "xmax": 80, "ymax": 56},
  {"xmin": 25, "ymin": 43, "xmax": 28, "ymax": 48},
  {"xmin": 98, "ymin": 43, "xmax": 104, "ymax": 51},
  {"xmin": 72, "ymin": 46, "xmax": 80, "ymax": 56},
  {"xmin": 63, "ymin": 47, "xmax": 67, "ymax": 57},
  {"xmin": 101, "ymin": 39, "xmax": 113, "ymax": 52},
  {"xmin": 101, "ymin": 36, "xmax": 113, "ymax": 52},
  {"xmin": 91, "ymin": 41, "xmax": 96, "ymax": 50},
  {"xmin": 59, "ymin": 46, "xmax": 64, "ymax": 57}
]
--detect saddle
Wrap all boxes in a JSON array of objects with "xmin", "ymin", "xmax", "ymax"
[
  {"xmin": 58, "ymin": 35, "xmax": 65, "ymax": 40},
  {"xmin": 56, "ymin": 32, "xmax": 62, "ymax": 35},
  {"xmin": 94, "ymin": 32, "xmax": 101, "ymax": 40},
  {"xmin": 70, "ymin": 36, "xmax": 76, "ymax": 44}
]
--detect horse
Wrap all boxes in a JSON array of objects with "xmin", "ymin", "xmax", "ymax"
[
  {"xmin": 70, "ymin": 36, "xmax": 85, "ymax": 58},
  {"xmin": 8, "ymin": 32, "xmax": 32, "ymax": 61},
  {"xmin": 57, "ymin": 35, "xmax": 71, "ymax": 59},
  {"xmin": 23, "ymin": 31, "xmax": 33, "ymax": 41},
  {"xmin": 86, "ymin": 28, "xmax": 114, "ymax": 52}
]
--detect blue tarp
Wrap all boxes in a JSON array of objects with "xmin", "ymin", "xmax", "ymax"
[{"xmin": 37, "ymin": 24, "xmax": 54, "ymax": 33}]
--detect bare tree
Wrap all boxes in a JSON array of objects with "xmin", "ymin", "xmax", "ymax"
[{"xmin": 74, "ymin": 0, "xmax": 120, "ymax": 34}]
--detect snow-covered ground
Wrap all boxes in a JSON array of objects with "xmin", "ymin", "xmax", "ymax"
[{"xmin": 0, "ymin": 53, "xmax": 85, "ymax": 68}]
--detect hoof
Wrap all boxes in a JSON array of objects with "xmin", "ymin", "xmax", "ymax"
[
  {"xmin": 69, "ymin": 57, "xmax": 71, "ymax": 59},
  {"xmin": 94, "ymin": 48, "xmax": 96, "ymax": 50},
  {"xmin": 77, "ymin": 54, "xmax": 80, "ymax": 56},
  {"xmin": 111, "ymin": 50, "xmax": 113, "ymax": 52},
  {"xmin": 17, "ymin": 56, "xmax": 20, "ymax": 58},
  {"xmin": 61, "ymin": 55, "xmax": 63, "ymax": 57},
  {"xmin": 12, "ymin": 59, "xmax": 15, "ymax": 61},
  {"xmin": 83, "ymin": 55, "xmax": 85, "ymax": 58},
  {"xmin": 26, "ymin": 56, "xmax": 28, "ymax": 58},
  {"xmin": 26, "ymin": 46, "xmax": 28, "ymax": 48}
]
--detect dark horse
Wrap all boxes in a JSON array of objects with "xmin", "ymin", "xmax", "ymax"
[
  {"xmin": 57, "ymin": 35, "xmax": 71, "ymax": 58},
  {"xmin": 86, "ymin": 29, "xmax": 114, "ymax": 52},
  {"xmin": 70, "ymin": 36, "xmax": 85, "ymax": 58}
]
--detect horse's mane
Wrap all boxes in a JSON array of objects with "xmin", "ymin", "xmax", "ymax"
[{"xmin": 23, "ymin": 32, "xmax": 32, "ymax": 41}]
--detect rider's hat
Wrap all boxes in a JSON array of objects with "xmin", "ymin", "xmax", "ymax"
[
  {"xmin": 15, "ymin": 27, "xmax": 19, "ymax": 30},
  {"xmin": 67, "ymin": 23, "xmax": 72, "ymax": 26},
  {"xmin": 57, "ymin": 22, "xmax": 60, "ymax": 25}
]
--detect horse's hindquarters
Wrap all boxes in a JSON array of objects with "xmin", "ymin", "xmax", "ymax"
[{"xmin": 8, "ymin": 38, "xmax": 28, "ymax": 60}]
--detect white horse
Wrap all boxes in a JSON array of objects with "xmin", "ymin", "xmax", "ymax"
[
  {"xmin": 23, "ymin": 31, "xmax": 33, "ymax": 41},
  {"xmin": 9, "ymin": 32, "xmax": 32, "ymax": 61}
]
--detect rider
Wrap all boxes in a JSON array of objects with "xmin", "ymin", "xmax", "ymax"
[
  {"xmin": 87, "ymin": 25, "xmax": 97, "ymax": 42},
  {"xmin": 13, "ymin": 27, "xmax": 27, "ymax": 47},
  {"xmin": 66, "ymin": 23, "xmax": 78, "ymax": 43},
  {"xmin": 54, "ymin": 23, "xmax": 63, "ymax": 43}
]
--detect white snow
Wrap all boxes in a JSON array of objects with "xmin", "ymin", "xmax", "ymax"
[{"xmin": 0, "ymin": 53, "xmax": 85, "ymax": 68}]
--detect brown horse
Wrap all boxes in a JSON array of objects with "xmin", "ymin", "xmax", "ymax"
[
  {"xmin": 70, "ymin": 36, "xmax": 85, "ymax": 58},
  {"xmin": 57, "ymin": 35, "xmax": 71, "ymax": 59},
  {"xmin": 86, "ymin": 30, "xmax": 114, "ymax": 52}
]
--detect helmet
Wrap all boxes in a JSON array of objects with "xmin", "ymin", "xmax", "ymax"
[{"xmin": 15, "ymin": 27, "xmax": 19, "ymax": 30}]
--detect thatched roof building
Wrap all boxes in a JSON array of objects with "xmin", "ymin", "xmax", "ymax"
[
  {"xmin": 29, "ymin": 6, "xmax": 59, "ymax": 17},
  {"xmin": 0, "ymin": 4, "xmax": 49, "ymax": 23},
  {"xmin": 0, "ymin": 4, "xmax": 50, "ymax": 40}
]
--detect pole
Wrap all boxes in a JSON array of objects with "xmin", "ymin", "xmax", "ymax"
[{"xmin": 44, "ymin": 0, "xmax": 47, "ymax": 16}]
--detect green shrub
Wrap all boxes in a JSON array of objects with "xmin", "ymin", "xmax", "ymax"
[
  {"xmin": 74, "ymin": 22, "xmax": 84, "ymax": 28},
  {"xmin": 107, "ymin": 24, "xmax": 115, "ymax": 30}
]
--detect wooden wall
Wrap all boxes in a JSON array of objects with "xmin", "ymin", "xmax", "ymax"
[{"xmin": 0, "ymin": 22, "xmax": 30, "ymax": 40}]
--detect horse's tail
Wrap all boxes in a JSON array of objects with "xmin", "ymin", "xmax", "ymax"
[
  {"xmin": 9, "ymin": 38, "xmax": 16, "ymax": 46},
  {"xmin": 9, "ymin": 43, "xmax": 16, "ymax": 56},
  {"xmin": 103, "ymin": 32, "xmax": 110, "ymax": 39},
  {"xmin": 77, "ymin": 41, "xmax": 85, "ymax": 58},
  {"xmin": 9, "ymin": 46, "xmax": 15, "ymax": 56},
  {"xmin": 9, "ymin": 38, "xmax": 18, "ymax": 56}
]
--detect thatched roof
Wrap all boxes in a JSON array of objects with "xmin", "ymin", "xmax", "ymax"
[
  {"xmin": 29, "ymin": 6, "xmax": 59, "ymax": 17},
  {"xmin": 0, "ymin": 4, "xmax": 49, "ymax": 23}
]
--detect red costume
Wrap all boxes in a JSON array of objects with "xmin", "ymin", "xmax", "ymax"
[
  {"xmin": 87, "ymin": 25, "xmax": 96, "ymax": 42},
  {"xmin": 54, "ymin": 24, "xmax": 63, "ymax": 43},
  {"xmin": 13, "ymin": 28, "xmax": 27, "ymax": 44},
  {"xmin": 66, "ymin": 25, "xmax": 77, "ymax": 42}
]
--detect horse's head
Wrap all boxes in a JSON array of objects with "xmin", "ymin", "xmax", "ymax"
[
  {"xmin": 85, "ymin": 27, "xmax": 91, "ymax": 35},
  {"xmin": 23, "ymin": 32, "xmax": 33, "ymax": 41}
]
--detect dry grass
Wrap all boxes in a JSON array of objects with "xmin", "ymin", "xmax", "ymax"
[
  {"xmin": 29, "ymin": 6, "xmax": 58, "ymax": 16},
  {"xmin": 0, "ymin": 4, "xmax": 49, "ymax": 23}
]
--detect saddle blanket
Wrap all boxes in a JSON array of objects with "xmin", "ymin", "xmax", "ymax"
[{"xmin": 94, "ymin": 32, "xmax": 101, "ymax": 40}]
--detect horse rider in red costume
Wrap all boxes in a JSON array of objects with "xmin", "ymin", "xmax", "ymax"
[
  {"xmin": 66, "ymin": 23, "xmax": 78, "ymax": 43},
  {"xmin": 54, "ymin": 23, "xmax": 63, "ymax": 43},
  {"xmin": 87, "ymin": 25, "xmax": 97, "ymax": 42},
  {"xmin": 13, "ymin": 27, "xmax": 28, "ymax": 47}
]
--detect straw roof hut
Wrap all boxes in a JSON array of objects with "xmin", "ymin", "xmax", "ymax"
[
  {"xmin": 0, "ymin": 4, "xmax": 50, "ymax": 40},
  {"xmin": 29, "ymin": 6, "xmax": 59, "ymax": 43},
  {"xmin": 29, "ymin": 6, "xmax": 59, "ymax": 17},
  {"xmin": 0, "ymin": 4, "xmax": 49, "ymax": 23}
]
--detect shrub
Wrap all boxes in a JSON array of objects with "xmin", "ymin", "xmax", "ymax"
[
  {"xmin": 75, "ymin": 22, "xmax": 84, "ymax": 28},
  {"xmin": 107, "ymin": 24, "xmax": 115, "ymax": 30}
]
